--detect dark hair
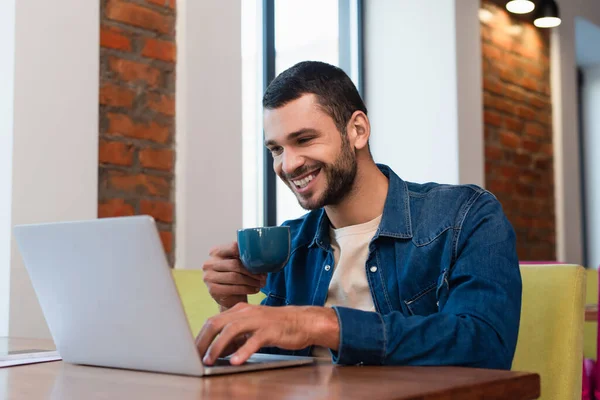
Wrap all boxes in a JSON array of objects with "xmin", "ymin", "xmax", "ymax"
[{"xmin": 262, "ymin": 61, "xmax": 367, "ymax": 134}]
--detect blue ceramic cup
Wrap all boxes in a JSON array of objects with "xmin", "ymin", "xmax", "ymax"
[{"xmin": 237, "ymin": 226, "xmax": 291, "ymax": 274}]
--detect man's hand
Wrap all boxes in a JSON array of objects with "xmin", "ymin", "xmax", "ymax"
[
  {"xmin": 202, "ymin": 242, "xmax": 267, "ymax": 310},
  {"xmin": 195, "ymin": 303, "xmax": 340, "ymax": 365}
]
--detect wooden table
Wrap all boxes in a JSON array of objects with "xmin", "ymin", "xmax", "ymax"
[{"xmin": 1, "ymin": 337, "xmax": 540, "ymax": 400}]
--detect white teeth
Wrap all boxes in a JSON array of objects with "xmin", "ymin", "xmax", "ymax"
[{"xmin": 292, "ymin": 173, "xmax": 315, "ymax": 188}]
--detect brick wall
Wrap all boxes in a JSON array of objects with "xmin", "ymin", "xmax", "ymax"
[
  {"xmin": 99, "ymin": 0, "xmax": 176, "ymax": 264},
  {"xmin": 481, "ymin": 1, "xmax": 555, "ymax": 261}
]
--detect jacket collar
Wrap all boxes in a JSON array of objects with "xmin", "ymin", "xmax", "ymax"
[{"xmin": 308, "ymin": 164, "xmax": 413, "ymax": 249}]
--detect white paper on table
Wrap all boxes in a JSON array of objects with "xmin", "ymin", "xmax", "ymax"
[{"xmin": 0, "ymin": 349, "xmax": 61, "ymax": 368}]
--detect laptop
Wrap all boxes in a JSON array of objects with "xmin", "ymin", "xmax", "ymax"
[{"xmin": 13, "ymin": 216, "xmax": 314, "ymax": 376}]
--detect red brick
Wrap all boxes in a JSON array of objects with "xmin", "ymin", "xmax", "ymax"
[
  {"xmin": 140, "ymin": 199, "xmax": 173, "ymax": 223},
  {"xmin": 99, "ymin": 140, "xmax": 134, "ymax": 166},
  {"xmin": 483, "ymin": 77, "xmax": 503, "ymax": 96},
  {"xmin": 524, "ymin": 123, "xmax": 546, "ymax": 138},
  {"xmin": 514, "ymin": 216, "xmax": 534, "ymax": 229},
  {"xmin": 487, "ymin": 95, "xmax": 516, "ymax": 115},
  {"xmin": 108, "ymin": 172, "xmax": 170, "ymax": 197},
  {"xmin": 523, "ymin": 63, "xmax": 544, "ymax": 80},
  {"xmin": 146, "ymin": 0, "xmax": 175, "ymax": 9},
  {"xmin": 491, "ymin": 30, "xmax": 512, "ymax": 49},
  {"xmin": 105, "ymin": 0, "xmax": 173, "ymax": 34},
  {"xmin": 528, "ymin": 94, "xmax": 548, "ymax": 109},
  {"xmin": 535, "ymin": 158, "xmax": 551, "ymax": 171},
  {"xmin": 541, "ymin": 143, "xmax": 553, "ymax": 156},
  {"xmin": 537, "ymin": 112, "xmax": 552, "ymax": 127},
  {"xmin": 98, "ymin": 198, "xmax": 135, "ymax": 218},
  {"xmin": 109, "ymin": 57, "xmax": 161, "ymax": 87},
  {"xmin": 500, "ymin": 131, "xmax": 520, "ymax": 148},
  {"xmin": 481, "ymin": 25, "xmax": 492, "ymax": 42},
  {"xmin": 520, "ymin": 77, "xmax": 539, "ymax": 92},
  {"xmin": 504, "ymin": 86, "xmax": 526, "ymax": 103},
  {"xmin": 499, "ymin": 67, "xmax": 521, "ymax": 86},
  {"xmin": 100, "ymin": 25, "xmax": 131, "ymax": 51},
  {"xmin": 148, "ymin": 93, "xmax": 175, "ymax": 116},
  {"xmin": 514, "ymin": 153, "xmax": 532, "ymax": 167},
  {"xmin": 107, "ymin": 113, "xmax": 170, "ymax": 143},
  {"xmin": 484, "ymin": 111, "xmax": 502, "ymax": 127},
  {"xmin": 482, "ymin": 43, "xmax": 503, "ymax": 62},
  {"xmin": 514, "ymin": 43, "xmax": 537, "ymax": 59},
  {"xmin": 502, "ymin": 116, "xmax": 521, "ymax": 132},
  {"xmin": 485, "ymin": 146, "xmax": 504, "ymax": 161},
  {"xmin": 159, "ymin": 230, "xmax": 173, "ymax": 254},
  {"xmin": 488, "ymin": 180, "xmax": 511, "ymax": 195},
  {"xmin": 517, "ymin": 105, "xmax": 537, "ymax": 120},
  {"xmin": 518, "ymin": 170, "xmax": 539, "ymax": 184},
  {"xmin": 520, "ymin": 200, "xmax": 540, "ymax": 217},
  {"xmin": 501, "ymin": 165, "xmax": 519, "ymax": 178},
  {"xmin": 516, "ymin": 183, "xmax": 534, "ymax": 197},
  {"xmin": 142, "ymin": 38, "xmax": 176, "ymax": 62},
  {"xmin": 542, "ymin": 83, "xmax": 551, "ymax": 97},
  {"xmin": 534, "ymin": 187, "xmax": 551, "ymax": 198},
  {"xmin": 100, "ymin": 84, "xmax": 136, "ymax": 108},
  {"xmin": 521, "ymin": 139, "xmax": 540, "ymax": 153},
  {"xmin": 504, "ymin": 54, "xmax": 525, "ymax": 72},
  {"xmin": 139, "ymin": 148, "xmax": 174, "ymax": 171}
]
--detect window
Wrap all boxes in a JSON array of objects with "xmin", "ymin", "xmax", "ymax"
[{"xmin": 242, "ymin": 0, "xmax": 363, "ymax": 228}]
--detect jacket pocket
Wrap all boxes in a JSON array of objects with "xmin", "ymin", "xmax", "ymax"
[
  {"xmin": 263, "ymin": 293, "xmax": 289, "ymax": 307},
  {"xmin": 404, "ymin": 282, "xmax": 437, "ymax": 316}
]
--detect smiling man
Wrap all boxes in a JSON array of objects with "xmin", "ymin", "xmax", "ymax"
[{"xmin": 197, "ymin": 61, "xmax": 522, "ymax": 369}]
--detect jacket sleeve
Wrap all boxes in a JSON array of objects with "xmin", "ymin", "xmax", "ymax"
[{"xmin": 331, "ymin": 192, "xmax": 522, "ymax": 369}]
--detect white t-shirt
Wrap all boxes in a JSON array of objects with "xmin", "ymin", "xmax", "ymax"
[{"xmin": 312, "ymin": 214, "xmax": 382, "ymax": 358}]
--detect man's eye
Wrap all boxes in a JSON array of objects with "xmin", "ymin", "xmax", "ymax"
[
  {"xmin": 297, "ymin": 137, "xmax": 312, "ymax": 144},
  {"xmin": 270, "ymin": 146, "xmax": 283, "ymax": 156}
]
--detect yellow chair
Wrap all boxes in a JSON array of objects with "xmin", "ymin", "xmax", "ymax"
[
  {"xmin": 512, "ymin": 264, "xmax": 586, "ymax": 400},
  {"xmin": 584, "ymin": 268, "xmax": 598, "ymax": 360},
  {"xmin": 171, "ymin": 269, "xmax": 266, "ymax": 337}
]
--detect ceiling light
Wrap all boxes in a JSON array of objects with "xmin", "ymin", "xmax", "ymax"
[
  {"xmin": 506, "ymin": 0, "xmax": 536, "ymax": 14},
  {"xmin": 534, "ymin": 0, "xmax": 562, "ymax": 28}
]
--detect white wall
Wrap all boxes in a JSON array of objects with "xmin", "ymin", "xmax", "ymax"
[
  {"xmin": 7, "ymin": 0, "xmax": 99, "ymax": 338},
  {"xmin": 552, "ymin": 0, "xmax": 600, "ymax": 264},
  {"xmin": 364, "ymin": 0, "xmax": 483, "ymax": 186},
  {"xmin": 176, "ymin": 0, "xmax": 243, "ymax": 269},
  {"xmin": 0, "ymin": 0, "xmax": 16, "ymax": 337},
  {"xmin": 582, "ymin": 66, "xmax": 600, "ymax": 269}
]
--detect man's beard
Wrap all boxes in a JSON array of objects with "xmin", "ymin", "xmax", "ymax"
[{"xmin": 282, "ymin": 136, "xmax": 357, "ymax": 210}]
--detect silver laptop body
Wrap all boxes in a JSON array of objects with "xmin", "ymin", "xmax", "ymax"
[{"xmin": 13, "ymin": 216, "xmax": 313, "ymax": 376}]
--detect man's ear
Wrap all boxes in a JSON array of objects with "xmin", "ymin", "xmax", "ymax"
[{"xmin": 346, "ymin": 111, "xmax": 370, "ymax": 151}]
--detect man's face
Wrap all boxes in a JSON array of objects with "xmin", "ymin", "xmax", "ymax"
[{"xmin": 263, "ymin": 94, "xmax": 357, "ymax": 210}]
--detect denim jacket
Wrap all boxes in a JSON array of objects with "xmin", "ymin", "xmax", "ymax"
[{"xmin": 260, "ymin": 164, "xmax": 521, "ymax": 369}]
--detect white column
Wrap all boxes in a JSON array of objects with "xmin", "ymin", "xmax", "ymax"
[
  {"xmin": 6, "ymin": 0, "xmax": 99, "ymax": 338},
  {"xmin": 582, "ymin": 66, "xmax": 600, "ymax": 269},
  {"xmin": 364, "ymin": 0, "xmax": 483, "ymax": 186},
  {"xmin": 176, "ymin": 0, "xmax": 243, "ymax": 269},
  {"xmin": 551, "ymin": 0, "xmax": 600, "ymax": 264},
  {"xmin": 0, "ymin": 0, "xmax": 16, "ymax": 337}
]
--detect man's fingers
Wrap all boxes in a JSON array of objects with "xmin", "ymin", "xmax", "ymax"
[
  {"xmin": 209, "ymin": 242, "xmax": 239, "ymax": 259},
  {"xmin": 203, "ymin": 321, "xmax": 254, "ymax": 365},
  {"xmin": 195, "ymin": 315, "xmax": 226, "ymax": 361},
  {"xmin": 203, "ymin": 270, "xmax": 263, "ymax": 288},
  {"xmin": 208, "ymin": 259, "xmax": 266, "ymax": 281},
  {"xmin": 208, "ymin": 283, "xmax": 262, "ymax": 298},
  {"xmin": 229, "ymin": 333, "xmax": 267, "ymax": 365}
]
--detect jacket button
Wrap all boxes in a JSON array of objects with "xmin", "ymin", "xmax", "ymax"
[
  {"xmin": 325, "ymin": 265, "xmax": 331, "ymax": 271},
  {"xmin": 370, "ymin": 266, "xmax": 377, "ymax": 273}
]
